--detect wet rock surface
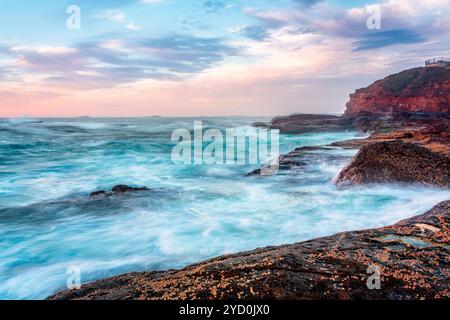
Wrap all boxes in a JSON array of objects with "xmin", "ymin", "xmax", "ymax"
[
  {"xmin": 335, "ymin": 141, "xmax": 450, "ymax": 188},
  {"xmin": 49, "ymin": 201, "xmax": 450, "ymax": 300},
  {"xmin": 90, "ymin": 185, "xmax": 150, "ymax": 198},
  {"xmin": 256, "ymin": 112, "xmax": 449, "ymax": 135},
  {"xmin": 256, "ymin": 112, "xmax": 450, "ymax": 187},
  {"xmin": 260, "ymin": 113, "xmax": 397, "ymax": 134},
  {"xmin": 246, "ymin": 146, "xmax": 345, "ymax": 176},
  {"xmin": 330, "ymin": 121, "xmax": 450, "ymax": 155}
]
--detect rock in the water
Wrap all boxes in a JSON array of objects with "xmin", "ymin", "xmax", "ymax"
[
  {"xmin": 89, "ymin": 190, "xmax": 108, "ymax": 198},
  {"xmin": 90, "ymin": 185, "xmax": 150, "ymax": 198},
  {"xmin": 257, "ymin": 112, "xmax": 447, "ymax": 135},
  {"xmin": 247, "ymin": 146, "xmax": 336, "ymax": 176},
  {"xmin": 269, "ymin": 114, "xmax": 350, "ymax": 134},
  {"xmin": 111, "ymin": 185, "xmax": 149, "ymax": 194},
  {"xmin": 335, "ymin": 141, "xmax": 450, "ymax": 187},
  {"xmin": 48, "ymin": 201, "xmax": 450, "ymax": 300}
]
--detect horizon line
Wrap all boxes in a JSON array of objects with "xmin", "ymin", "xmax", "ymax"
[{"xmin": 0, "ymin": 112, "xmax": 345, "ymax": 119}]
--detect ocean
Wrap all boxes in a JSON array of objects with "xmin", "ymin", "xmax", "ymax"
[{"xmin": 0, "ymin": 117, "xmax": 449, "ymax": 299}]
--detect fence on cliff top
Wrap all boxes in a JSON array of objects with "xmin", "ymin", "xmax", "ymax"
[{"xmin": 425, "ymin": 57, "xmax": 450, "ymax": 66}]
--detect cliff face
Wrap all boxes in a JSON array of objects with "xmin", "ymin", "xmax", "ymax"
[{"xmin": 345, "ymin": 66, "xmax": 450, "ymax": 117}]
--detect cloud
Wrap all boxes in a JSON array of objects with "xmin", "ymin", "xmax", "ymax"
[
  {"xmin": 202, "ymin": 1, "xmax": 234, "ymax": 13},
  {"xmin": 291, "ymin": 0, "xmax": 322, "ymax": 7},
  {"xmin": 243, "ymin": 7, "xmax": 303, "ymax": 28},
  {"xmin": 353, "ymin": 29, "xmax": 426, "ymax": 51},
  {"xmin": 61, "ymin": 0, "xmax": 164, "ymax": 9},
  {"xmin": 62, "ymin": 0, "xmax": 136, "ymax": 8},
  {"xmin": 126, "ymin": 22, "xmax": 141, "ymax": 30},
  {"xmin": 1, "ymin": 0, "xmax": 449, "ymax": 117},
  {"xmin": 238, "ymin": 25, "xmax": 270, "ymax": 40},
  {"xmin": 242, "ymin": 0, "xmax": 450, "ymax": 52},
  {"xmin": 94, "ymin": 10, "xmax": 126, "ymax": 22},
  {"xmin": 140, "ymin": 0, "xmax": 164, "ymax": 3},
  {"xmin": 2, "ymin": 35, "xmax": 241, "ymax": 89}
]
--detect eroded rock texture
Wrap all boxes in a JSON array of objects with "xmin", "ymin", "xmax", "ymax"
[
  {"xmin": 335, "ymin": 141, "xmax": 450, "ymax": 188},
  {"xmin": 49, "ymin": 201, "xmax": 450, "ymax": 300}
]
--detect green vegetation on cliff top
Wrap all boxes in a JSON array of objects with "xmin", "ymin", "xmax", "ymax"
[{"xmin": 382, "ymin": 66, "xmax": 449, "ymax": 93}]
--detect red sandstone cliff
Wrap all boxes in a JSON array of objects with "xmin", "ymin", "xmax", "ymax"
[{"xmin": 345, "ymin": 66, "xmax": 450, "ymax": 117}]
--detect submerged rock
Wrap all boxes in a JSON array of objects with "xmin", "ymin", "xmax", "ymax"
[
  {"xmin": 89, "ymin": 185, "xmax": 150, "ymax": 198},
  {"xmin": 335, "ymin": 141, "xmax": 450, "ymax": 188},
  {"xmin": 89, "ymin": 190, "xmax": 108, "ymax": 198},
  {"xmin": 111, "ymin": 185, "xmax": 149, "ymax": 194},
  {"xmin": 48, "ymin": 201, "xmax": 450, "ymax": 300},
  {"xmin": 246, "ymin": 146, "xmax": 335, "ymax": 176}
]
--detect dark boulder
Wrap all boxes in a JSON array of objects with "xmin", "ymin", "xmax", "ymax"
[
  {"xmin": 111, "ymin": 185, "xmax": 149, "ymax": 194},
  {"xmin": 89, "ymin": 190, "xmax": 108, "ymax": 198},
  {"xmin": 335, "ymin": 141, "xmax": 450, "ymax": 188},
  {"xmin": 89, "ymin": 185, "xmax": 150, "ymax": 198}
]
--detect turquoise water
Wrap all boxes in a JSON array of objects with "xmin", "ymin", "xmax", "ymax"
[{"xmin": 0, "ymin": 117, "xmax": 449, "ymax": 299}]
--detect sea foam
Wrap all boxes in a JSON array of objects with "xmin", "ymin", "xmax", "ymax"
[{"xmin": 0, "ymin": 117, "xmax": 448, "ymax": 299}]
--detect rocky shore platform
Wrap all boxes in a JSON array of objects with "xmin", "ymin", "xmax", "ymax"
[{"xmin": 49, "ymin": 201, "xmax": 449, "ymax": 300}]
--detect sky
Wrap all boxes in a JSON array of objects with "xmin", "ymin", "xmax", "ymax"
[{"xmin": 0, "ymin": 0, "xmax": 449, "ymax": 117}]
